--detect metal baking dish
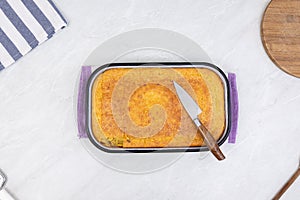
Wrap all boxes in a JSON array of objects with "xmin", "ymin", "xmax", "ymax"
[{"xmin": 86, "ymin": 62, "xmax": 231, "ymax": 153}]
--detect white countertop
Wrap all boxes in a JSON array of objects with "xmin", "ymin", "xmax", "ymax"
[{"xmin": 1, "ymin": 0, "xmax": 300, "ymax": 199}]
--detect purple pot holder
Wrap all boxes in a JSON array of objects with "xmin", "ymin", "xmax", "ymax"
[{"xmin": 77, "ymin": 66, "xmax": 239, "ymax": 144}]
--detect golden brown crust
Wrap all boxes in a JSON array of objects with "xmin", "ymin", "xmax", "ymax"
[{"xmin": 91, "ymin": 68, "xmax": 225, "ymax": 148}]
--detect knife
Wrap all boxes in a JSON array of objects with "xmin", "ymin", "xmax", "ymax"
[{"xmin": 173, "ymin": 81, "xmax": 225, "ymax": 161}]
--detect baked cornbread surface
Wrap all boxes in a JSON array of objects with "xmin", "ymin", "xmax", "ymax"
[{"xmin": 91, "ymin": 67, "xmax": 225, "ymax": 148}]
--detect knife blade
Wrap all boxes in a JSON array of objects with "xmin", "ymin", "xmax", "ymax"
[{"xmin": 173, "ymin": 81, "xmax": 225, "ymax": 161}]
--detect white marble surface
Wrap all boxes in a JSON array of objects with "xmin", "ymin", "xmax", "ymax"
[{"xmin": 1, "ymin": 0, "xmax": 300, "ymax": 199}]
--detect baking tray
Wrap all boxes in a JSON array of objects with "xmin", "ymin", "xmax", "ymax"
[{"xmin": 86, "ymin": 62, "xmax": 231, "ymax": 153}]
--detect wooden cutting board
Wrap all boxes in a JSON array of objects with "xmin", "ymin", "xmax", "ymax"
[{"xmin": 261, "ymin": 0, "xmax": 300, "ymax": 78}]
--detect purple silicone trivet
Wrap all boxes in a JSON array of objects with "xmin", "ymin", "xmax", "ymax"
[
  {"xmin": 77, "ymin": 66, "xmax": 91, "ymax": 138},
  {"xmin": 228, "ymin": 73, "xmax": 239, "ymax": 144}
]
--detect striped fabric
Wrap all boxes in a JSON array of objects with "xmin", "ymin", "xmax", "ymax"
[{"xmin": 0, "ymin": 0, "xmax": 67, "ymax": 70}]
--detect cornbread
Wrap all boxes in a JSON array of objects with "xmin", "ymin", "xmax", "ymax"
[{"xmin": 91, "ymin": 67, "xmax": 225, "ymax": 148}]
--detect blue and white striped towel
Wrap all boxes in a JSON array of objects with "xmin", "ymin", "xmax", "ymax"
[{"xmin": 0, "ymin": 0, "xmax": 67, "ymax": 71}]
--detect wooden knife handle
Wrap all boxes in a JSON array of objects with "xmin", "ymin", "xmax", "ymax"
[
  {"xmin": 272, "ymin": 168, "xmax": 300, "ymax": 200},
  {"xmin": 198, "ymin": 125, "xmax": 225, "ymax": 161}
]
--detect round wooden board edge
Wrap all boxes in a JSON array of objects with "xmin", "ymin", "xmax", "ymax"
[{"xmin": 260, "ymin": 0, "xmax": 300, "ymax": 78}]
